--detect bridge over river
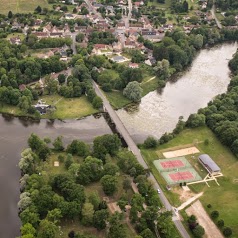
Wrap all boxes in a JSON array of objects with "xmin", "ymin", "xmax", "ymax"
[{"xmin": 92, "ymin": 80, "xmax": 190, "ymax": 238}]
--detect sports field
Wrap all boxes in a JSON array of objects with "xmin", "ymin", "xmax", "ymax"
[
  {"xmin": 153, "ymin": 157, "xmax": 202, "ymax": 185},
  {"xmin": 0, "ymin": 0, "xmax": 50, "ymax": 15}
]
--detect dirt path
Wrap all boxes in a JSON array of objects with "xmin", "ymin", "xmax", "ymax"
[
  {"xmin": 141, "ymin": 76, "xmax": 156, "ymax": 85},
  {"xmin": 186, "ymin": 200, "xmax": 223, "ymax": 238},
  {"xmin": 178, "ymin": 192, "xmax": 203, "ymax": 210}
]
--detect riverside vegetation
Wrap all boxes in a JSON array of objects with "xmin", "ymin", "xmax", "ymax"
[{"xmin": 18, "ymin": 133, "xmax": 182, "ymax": 238}]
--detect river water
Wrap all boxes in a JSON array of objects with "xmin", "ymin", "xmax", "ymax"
[
  {"xmin": 0, "ymin": 43, "xmax": 237, "ymax": 237},
  {"xmin": 117, "ymin": 43, "xmax": 238, "ymax": 143},
  {"xmin": 0, "ymin": 115, "xmax": 112, "ymax": 238}
]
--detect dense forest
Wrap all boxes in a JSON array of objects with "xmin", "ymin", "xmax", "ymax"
[{"xmin": 18, "ymin": 134, "xmax": 178, "ymax": 238}]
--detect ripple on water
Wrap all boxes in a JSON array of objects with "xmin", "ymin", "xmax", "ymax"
[{"xmin": 117, "ymin": 42, "xmax": 238, "ymax": 143}]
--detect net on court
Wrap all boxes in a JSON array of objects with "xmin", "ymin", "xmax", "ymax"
[
  {"xmin": 161, "ymin": 168, "xmax": 202, "ymax": 185},
  {"xmin": 153, "ymin": 157, "xmax": 190, "ymax": 172}
]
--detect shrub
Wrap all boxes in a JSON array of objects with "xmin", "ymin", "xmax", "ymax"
[
  {"xmin": 204, "ymin": 139, "xmax": 210, "ymax": 146},
  {"xmin": 217, "ymin": 219, "xmax": 224, "ymax": 228},
  {"xmin": 211, "ymin": 210, "xmax": 219, "ymax": 219},
  {"xmin": 207, "ymin": 204, "xmax": 212, "ymax": 208},
  {"xmin": 223, "ymin": 227, "xmax": 232, "ymax": 237},
  {"xmin": 193, "ymin": 225, "xmax": 205, "ymax": 238}
]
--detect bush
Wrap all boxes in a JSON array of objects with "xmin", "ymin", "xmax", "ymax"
[
  {"xmin": 223, "ymin": 227, "xmax": 232, "ymax": 237},
  {"xmin": 211, "ymin": 210, "xmax": 219, "ymax": 219},
  {"xmin": 204, "ymin": 139, "xmax": 210, "ymax": 146},
  {"xmin": 58, "ymin": 155, "xmax": 65, "ymax": 163},
  {"xmin": 143, "ymin": 136, "xmax": 157, "ymax": 148},
  {"xmin": 207, "ymin": 204, "xmax": 212, "ymax": 208},
  {"xmin": 193, "ymin": 225, "xmax": 205, "ymax": 238},
  {"xmin": 217, "ymin": 219, "xmax": 224, "ymax": 228}
]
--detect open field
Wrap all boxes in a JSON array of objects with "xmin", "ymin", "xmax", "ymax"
[
  {"xmin": 142, "ymin": 126, "xmax": 238, "ymax": 236},
  {"xmin": 104, "ymin": 91, "xmax": 131, "ymax": 109},
  {"xmin": 0, "ymin": 0, "xmax": 50, "ymax": 14},
  {"xmin": 40, "ymin": 95, "xmax": 98, "ymax": 119}
]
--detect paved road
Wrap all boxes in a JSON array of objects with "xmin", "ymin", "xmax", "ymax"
[
  {"xmin": 92, "ymin": 81, "xmax": 190, "ymax": 238},
  {"xmin": 211, "ymin": 4, "xmax": 222, "ymax": 29}
]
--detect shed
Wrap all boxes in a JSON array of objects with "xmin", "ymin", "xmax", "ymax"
[{"xmin": 198, "ymin": 154, "xmax": 221, "ymax": 175}]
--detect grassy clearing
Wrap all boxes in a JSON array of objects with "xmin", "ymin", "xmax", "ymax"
[
  {"xmin": 104, "ymin": 91, "xmax": 131, "ymax": 109},
  {"xmin": 0, "ymin": 0, "xmax": 50, "ymax": 14},
  {"xmin": 0, "ymin": 103, "xmax": 23, "ymax": 116},
  {"xmin": 40, "ymin": 94, "xmax": 98, "ymax": 119},
  {"xmin": 142, "ymin": 126, "xmax": 238, "ymax": 236},
  {"xmin": 6, "ymin": 33, "xmax": 25, "ymax": 40},
  {"xmin": 147, "ymin": 0, "xmax": 171, "ymax": 9}
]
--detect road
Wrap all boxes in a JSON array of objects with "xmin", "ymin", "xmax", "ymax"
[
  {"xmin": 211, "ymin": 4, "xmax": 222, "ymax": 29},
  {"xmin": 92, "ymin": 81, "xmax": 190, "ymax": 238},
  {"xmin": 70, "ymin": 32, "xmax": 77, "ymax": 55}
]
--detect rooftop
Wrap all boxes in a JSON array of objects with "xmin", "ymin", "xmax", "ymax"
[{"xmin": 199, "ymin": 154, "xmax": 221, "ymax": 172}]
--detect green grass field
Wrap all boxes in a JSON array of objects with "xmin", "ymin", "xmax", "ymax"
[
  {"xmin": 40, "ymin": 95, "xmax": 98, "ymax": 119},
  {"xmin": 0, "ymin": 0, "xmax": 50, "ymax": 14},
  {"xmin": 142, "ymin": 126, "xmax": 238, "ymax": 236}
]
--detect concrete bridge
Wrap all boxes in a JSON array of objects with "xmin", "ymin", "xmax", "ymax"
[{"xmin": 92, "ymin": 80, "xmax": 190, "ymax": 238}]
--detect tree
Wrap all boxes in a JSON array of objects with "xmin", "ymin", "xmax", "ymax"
[
  {"xmin": 19, "ymin": 148, "xmax": 36, "ymax": 175},
  {"xmin": 76, "ymin": 33, "xmax": 85, "ymax": 43},
  {"xmin": 93, "ymin": 209, "xmax": 109, "ymax": 230},
  {"xmin": 18, "ymin": 96, "xmax": 31, "ymax": 113},
  {"xmin": 211, "ymin": 210, "xmax": 219, "ymax": 219},
  {"xmin": 58, "ymin": 74, "xmax": 66, "ymax": 84},
  {"xmin": 53, "ymin": 136, "xmax": 64, "ymax": 151},
  {"xmin": 19, "ymin": 207, "xmax": 40, "ymax": 228},
  {"xmin": 93, "ymin": 134, "xmax": 121, "ymax": 161},
  {"xmin": 28, "ymin": 134, "xmax": 44, "ymax": 152},
  {"xmin": 131, "ymin": 193, "xmax": 145, "ymax": 212},
  {"xmin": 143, "ymin": 136, "xmax": 157, "ymax": 148},
  {"xmin": 223, "ymin": 227, "xmax": 232, "ymax": 237},
  {"xmin": 154, "ymin": 59, "xmax": 171, "ymax": 80},
  {"xmin": 66, "ymin": 140, "xmax": 89, "ymax": 157},
  {"xmin": 123, "ymin": 177, "xmax": 131, "ymax": 192},
  {"xmin": 81, "ymin": 203, "xmax": 94, "ymax": 225},
  {"xmin": 46, "ymin": 209, "xmax": 62, "ymax": 224},
  {"xmin": 8, "ymin": 11, "xmax": 13, "ymax": 18},
  {"xmin": 37, "ymin": 219, "xmax": 57, "ymax": 238},
  {"xmin": 140, "ymin": 228, "xmax": 155, "ymax": 238},
  {"xmin": 35, "ymin": 5, "xmax": 42, "ymax": 13},
  {"xmin": 103, "ymin": 163, "xmax": 119, "ymax": 176},
  {"xmin": 20, "ymin": 223, "xmax": 36, "ymax": 236},
  {"xmin": 217, "ymin": 219, "xmax": 225, "ymax": 228},
  {"xmin": 101, "ymin": 175, "xmax": 118, "ymax": 196},
  {"xmin": 123, "ymin": 81, "xmax": 142, "ymax": 102},
  {"xmin": 192, "ymin": 225, "xmax": 205, "ymax": 238},
  {"xmin": 186, "ymin": 113, "xmax": 206, "ymax": 128},
  {"xmin": 88, "ymin": 192, "xmax": 101, "ymax": 210},
  {"xmin": 92, "ymin": 96, "xmax": 103, "ymax": 109}
]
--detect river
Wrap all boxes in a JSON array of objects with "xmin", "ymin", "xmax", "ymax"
[
  {"xmin": 117, "ymin": 43, "xmax": 238, "ymax": 143},
  {"xmin": 0, "ymin": 43, "xmax": 237, "ymax": 237}
]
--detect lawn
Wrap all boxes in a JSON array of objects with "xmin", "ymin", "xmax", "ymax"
[
  {"xmin": 6, "ymin": 33, "xmax": 25, "ymax": 40},
  {"xmin": 0, "ymin": 103, "xmax": 23, "ymax": 116},
  {"xmin": 142, "ymin": 126, "xmax": 238, "ymax": 236},
  {"xmin": 0, "ymin": 0, "xmax": 50, "ymax": 14},
  {"xmin": 147, "ymin": 0, "xmax": 171, "ymax": 9},
  {"xmin": 104, "ymin": 91, "xmax": 132, "ymax": 109},
  {"xmin": 40, "ymin": 95, "xmax": 98, "ymax": 119}
]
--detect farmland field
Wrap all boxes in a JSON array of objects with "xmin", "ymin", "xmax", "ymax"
[{"xmin": 0, "ymin": 0, "xmax": 50, "ymax": 15}]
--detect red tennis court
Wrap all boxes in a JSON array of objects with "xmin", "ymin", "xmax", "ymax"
[
  {"xmin": 169, "ymin": 171, "xmax": 195, "ymax": 182},
  {"xmin": 160, "ymin": 159, "xmax": 185, "ymax": 169}
]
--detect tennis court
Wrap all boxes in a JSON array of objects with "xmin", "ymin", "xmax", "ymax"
[
  {"xmin": 162, "ymin": 168, "xmax": 202, "ymax": 185},
  {"xmin": 153, "ymin": 157, "xmax": 202, "ymax": 185},
  {"xmin": 153, "ymin": 157, "xmax": 189, "ymax": 172}
]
